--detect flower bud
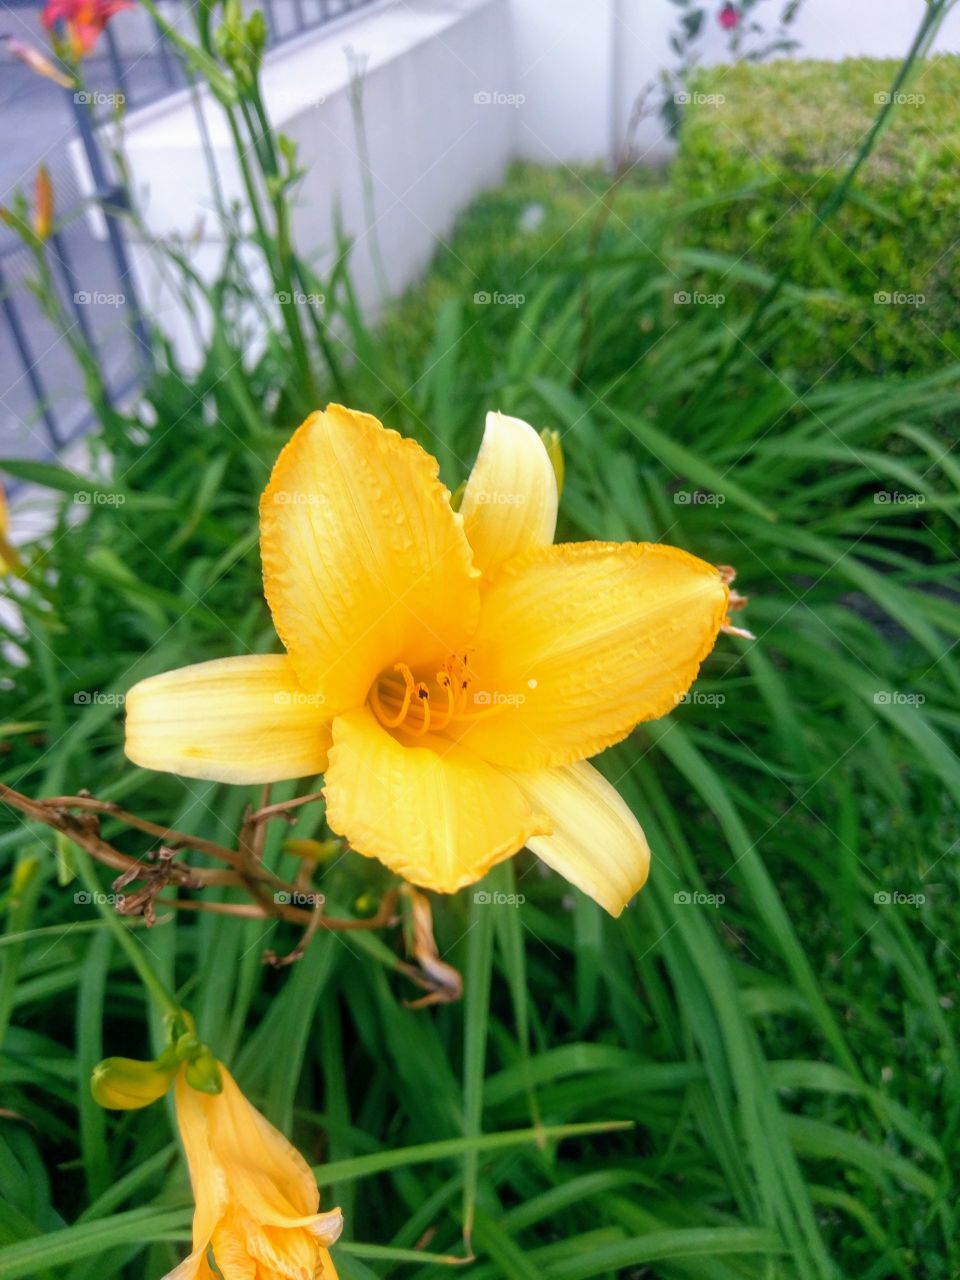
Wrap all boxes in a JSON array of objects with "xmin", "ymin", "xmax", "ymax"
[
  {"xmin": 539, "ymin": 428, "xmax": 564, "ymax": 496},
  {"xmin": 184, "ymin": 1047, "xmax": 223, "ymax": 1095},
  {"xmin": 91, "ymin": 1055, "xmax": 177, "ymax": 1110},
  {"xmin": 33, "ymin": 167, "xmax": 53, "ymax": 241}
]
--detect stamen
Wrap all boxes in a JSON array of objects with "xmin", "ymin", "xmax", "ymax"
[
  {"xmin": 430, "ymin": 671, "xmax": 456, "ymax": 732},
  {"xmin": 371, "ymin": 663, "xmax": 415, "ymax": 728},
  {"xmin": 409, "ymin": 684, "xmax": 431, "ymax": 736}
]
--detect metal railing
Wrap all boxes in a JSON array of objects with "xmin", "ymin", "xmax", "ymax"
[{"xmin": 0, "ymin": 0, "xmax": 381, "ymax": 464}]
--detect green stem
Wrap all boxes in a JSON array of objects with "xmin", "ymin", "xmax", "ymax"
[{"xmin": 73, "ymin": 848, "xmax": 183, "ymax": 1025}]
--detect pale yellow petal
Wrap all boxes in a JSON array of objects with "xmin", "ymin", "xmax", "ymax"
[
  {"xmin": 324, "ymin": 707, "xmax": 550, "ymax": 892},
  {"xmin": 125, "ymin": 655, "xmax": 331, "ymax": 784},
  {"xmin": 260, "ymin": 405, "xmax": 479, "ymax": 714},
  {"xmin": 459, "ymin": 411, "xmax": 559, "ymax": 573},
  {"xmin": 452, "ymin": 541, "xmax": 728, "ymax": 769},
  {"xmin": 507, "ymin": 760, "xmax": 650, "ymax": 916}
]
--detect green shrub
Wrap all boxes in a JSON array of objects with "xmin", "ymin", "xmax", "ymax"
[{"xmin": 672, "ymin": 56, "xmax": 960, "ymax": 378}]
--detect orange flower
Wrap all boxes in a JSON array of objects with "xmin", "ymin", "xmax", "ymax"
[
  {"xmin": 168, "ymin": 1062, "xmax": 342, "ymax": 1280},
  {"xmin": 41, "ymin": 0, "xmax": 133, "ymax": 60}
]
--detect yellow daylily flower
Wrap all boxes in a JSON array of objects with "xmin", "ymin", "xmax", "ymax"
[
  {"xmin": 167, "ymin": 1061, "xmax": 342, "ymax": 1280},
  {"xmin": 126, "ymin": 405, "xmax": 732, "ymax": 915}
]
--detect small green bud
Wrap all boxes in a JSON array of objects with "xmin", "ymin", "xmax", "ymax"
[{"xmin": 184, "ymin": 1048, "xmax": 223, "ymax": 1095}]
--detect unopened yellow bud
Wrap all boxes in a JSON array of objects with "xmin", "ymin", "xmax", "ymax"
[
  {"xmin": 33, "ymin": 166, "xmax": 54, "ymax": 241},
  {"xmin": 539, "ymin": 428, "xmax": 564, "ymax": 497},
  {"xmin": 91, "ymin": 1055, "xmax": 177, "ymax": 1110}
]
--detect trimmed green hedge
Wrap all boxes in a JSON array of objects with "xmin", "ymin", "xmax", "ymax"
[{"xmin": 671, "ymin": 56, "xmax": 960, "ymax": 378}]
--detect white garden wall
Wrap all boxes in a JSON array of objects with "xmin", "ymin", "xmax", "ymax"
[{"xmin": 68, "ymin": 0, "xmax": 960, "ymax": 363}]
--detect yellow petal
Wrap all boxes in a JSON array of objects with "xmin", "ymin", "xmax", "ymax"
[
  {"xmin": 173, "ymin": 1069, "xmax": 225, "ymax": 1258},
  {"xmin": 207, "ymin": 1065, "xmax": 325, "ymax": 1226},
  {"xmin": 453, "ymin": 541, "xmax": 728, "ymax": 769},
  {"xmin": 260, "ymin": 405, "xmax": 479, "ymax": 713},
  {"xmin": 460, "ymin": 411, "xmax": 558, "ymax": 573},
  {"xmin": 125, "ymin": 655, "xmax": 331, "ymax": 783},
  {"xmin": 324, "ymin": 707, "xmax": 550, "ymax": 892},
  {"xmin": 507, "ymin": 760, "xmax": 650, "ymax": 916}
]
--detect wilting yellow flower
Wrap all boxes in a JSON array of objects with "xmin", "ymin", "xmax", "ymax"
[
  {"xmin": 126, "ymin": 406, "xmax": 732, "ymax": 915},
  {"xmin": 4, "ymin": 37, "xmax": 75, "ymax": 89},
  {"xmin": 167, "ymin": 1062, "xmax": 342, "ymax": 1280}
]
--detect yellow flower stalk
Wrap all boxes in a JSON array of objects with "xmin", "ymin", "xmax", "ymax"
[
  {"xmin": 126, "ymin": 406, "xmax": 734, "ymax": 915},
  {"xmin": 167, "ymin": 1061, "xmax": 342, "ymax": 1280},
  {"xmin": 0, "ymin": 483, "xmax": 24, "ymax": 576},
  {"xmin": 33, "ymin": 166, "xmax": 54, "ymax": 241}
]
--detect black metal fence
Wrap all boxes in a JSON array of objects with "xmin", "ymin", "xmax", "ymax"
[{"xmin": 0, "ymin": 0, "xmax": 380, "ymax": 464}]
